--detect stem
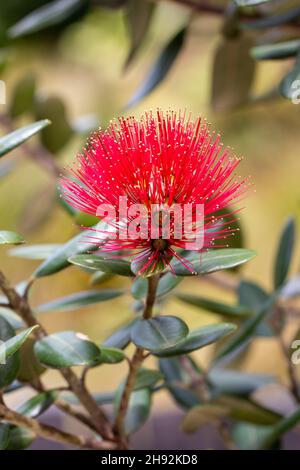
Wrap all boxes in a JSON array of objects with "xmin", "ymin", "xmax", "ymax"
[
  {"xmin": 0, "ymin": 270, "xmax": 113, "ymax": 440},
  {"xmin": 0, "ymin": 404, "xmax": 115, "ymax": 450},
  {"xmin": 113, "ymin": 274, "xmax": 160, "ymax": 443}
]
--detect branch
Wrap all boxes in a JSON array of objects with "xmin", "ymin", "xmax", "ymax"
[
  {"xmin": 113, "ymin": 274, "xmax": 160, "ymax": 445},
  {"xmin": 0, "ymin": 270, "xmax": 113, "ymax": 440},
  {"xmin": 0, "ymin": 404, "xmax": 115, "ymax": 450}
]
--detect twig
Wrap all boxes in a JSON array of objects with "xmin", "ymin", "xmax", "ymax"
[
  {"xmin": 0, "ymin": 270, "xmax": 113, "ymax": 440},
  {"xmin": 113, "ymin": 274, "xmax": 160, "ymax": 445},
  {"xmin": 0, "ymin": 404, "xmax": 115, "ymax": 450}
]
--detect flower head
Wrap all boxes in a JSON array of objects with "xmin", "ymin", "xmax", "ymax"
[{"xmin": 61, "ymin": 110, "xmax": 249, "ymax": 275}]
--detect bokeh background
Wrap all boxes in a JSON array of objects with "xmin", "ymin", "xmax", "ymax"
[{"xmin": 1, "ymin": 0, "xmax": 300, "ymax": 424}]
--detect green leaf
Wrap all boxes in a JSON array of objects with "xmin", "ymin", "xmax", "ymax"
[
  {"xmin": 211, "ymin": 36, "xmax": 255, "ymax": 111},
  {"xmin": 0, "ymin": 120, "xmax": 50, "ymax": 158},
  {"xmin": 34, "ymin": 331, "xmax": 101, "ymax": 368},
  {"xmin": 208, "ymin": 369, "xmax": 276, "ymax": 397},
  {"xmin": 172, "ymin": 249, "xmax": 256, "ymax": 276},
  {"xmin": 124, "ymin": 388, "xmax": 151, "ymax": 435},
  {"xmin": 214, "ymin": 297, "xmax": 275, "ymax": 363},
  {"xmin": 130, "ymin": 315, "xmax": 189, "ymax": 352},
  {"xmin": 177, "ymin": 293, "xmax": 251, "ymax": 318},
  {"xmin": 251, "ymin": 39, "xmax": 300, "ymax": 61},
  {"xmin": 35, "ymin": 289, "xmax": 123, "ymax": 313},
  {"xmin": 132, "ymin": 273, "xmax": 182, "ymax": 300},
  {"xmin": 9, "ymin": 74, "xmax": 36, "ymax": 118},
  {"xmin": 92, "ymin": 346, "xmax": 125, "ymax": 365},
  {"xmin": 17, "ymin": 338, "xmax": 46, "ymax": 382},
  {"xmin": 134, "ymin": 368, "xmax": 163, "ymax": 391},
  {"xmin": 0, "ymin": 307, "xmax": 24, "ymax": 329},
  {"xmin": 34, "ymin": 95, "xmax": 73, "ymax": 153},
  {"xmin": 159, "ymin": 357, "xmax": 200, "ymax": 409},
  {"xmin": 0, "ymin": 317, "xmax": 20, "ymax": 389},
  {"xmin": 155, "ymin": 323, "xmax": 236, "ymax": 357},
  {"xmin": 125, "ymin": 0, "xmax": 155, "ymax": 67},
  {"xmin": 69, "ymin": 254, "xmax": 133, "ymax": 277},
  {"xmin": 0, "ymin": 230, "xmax": 24, "ymax": 245},
  {"xmin": 238, "ymin": 280, "xmax": 269, "ymax": 311},
  {"xmin": 8, "ymin": 0, "xmax": 87, "ymax": 38},
  {"xmin": 17, "ymin": 390, "xmax": 58, "ymax": 418},
  {"xmin": 9, "ymin": 244, "xmax": 62, "ymax": 260},
  {"xmin": 34, "ymin": 223, "xmax": 105, "ymax": 277},
  {"xmin": 274, "ymin": 217, "xmax": 295, "ymax": 289},
  {"xmin": 0, "ymin": 425, "xmax": 35, "ymax": 450},
  {"xmin": 126, "ymin": 27, "xmax": 187, "ymax": 108},
  {"xmin": 238, "ymin": 281, "xmax": 273, "ymax": 337},
  {"xmin": 3, "ymin": 326, "xmax": 38, "ymax": 360},
  {"xmin": 103, "ymin": 319, "xmax": 136, "ymax": 349}
]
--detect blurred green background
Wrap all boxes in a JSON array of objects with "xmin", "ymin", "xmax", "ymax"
[{"xmin": 1, "ymin": 1, "xmax": 300, "ymax": 394}]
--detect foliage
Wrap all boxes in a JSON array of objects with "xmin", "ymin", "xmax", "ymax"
[{"xmin": 0, "ymin": 0, "xmax": 299, "ymax": 453}]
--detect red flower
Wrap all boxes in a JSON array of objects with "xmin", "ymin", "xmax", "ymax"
[{"xmin": 61, "ymin": 110, "xmax": 249, "ymax": 275}]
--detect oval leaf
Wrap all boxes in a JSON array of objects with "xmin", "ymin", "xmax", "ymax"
[
  {"xmin": 130, "ymin": 315, "xmax": 189, "ymax": 352},
  {"xmin": 124, "ymin": 388, "xmax": 151, "ymax": 435},
  {"xmin": 92, "ymin": 347, "xmax": 125, "ymax": 365},
  {"xmin": 0, "ymin": 317, "xmax": 20, "ymax": 389},
  {"xmin": 4, "ymin": 326, "xmax": 38, "ymax": 360},
  {"xmin": 69, "ymin": 254, "xmax": 133, "ymax": 277},
  {"xmin": 156, "ymin": 323, "xmax": 236, "ymax": 357},
  {"xmin": 34, "ymin": 222, "xmax": 106, "ymax": 277},
  {"xmin": 34, "ymin": 331, "xmax": 101, "ymax": 368}
]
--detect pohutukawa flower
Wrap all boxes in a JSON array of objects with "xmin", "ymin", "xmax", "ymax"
[{"xmin": 61, "ymin": 110, "xmax": 249, "ymax": 276}]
